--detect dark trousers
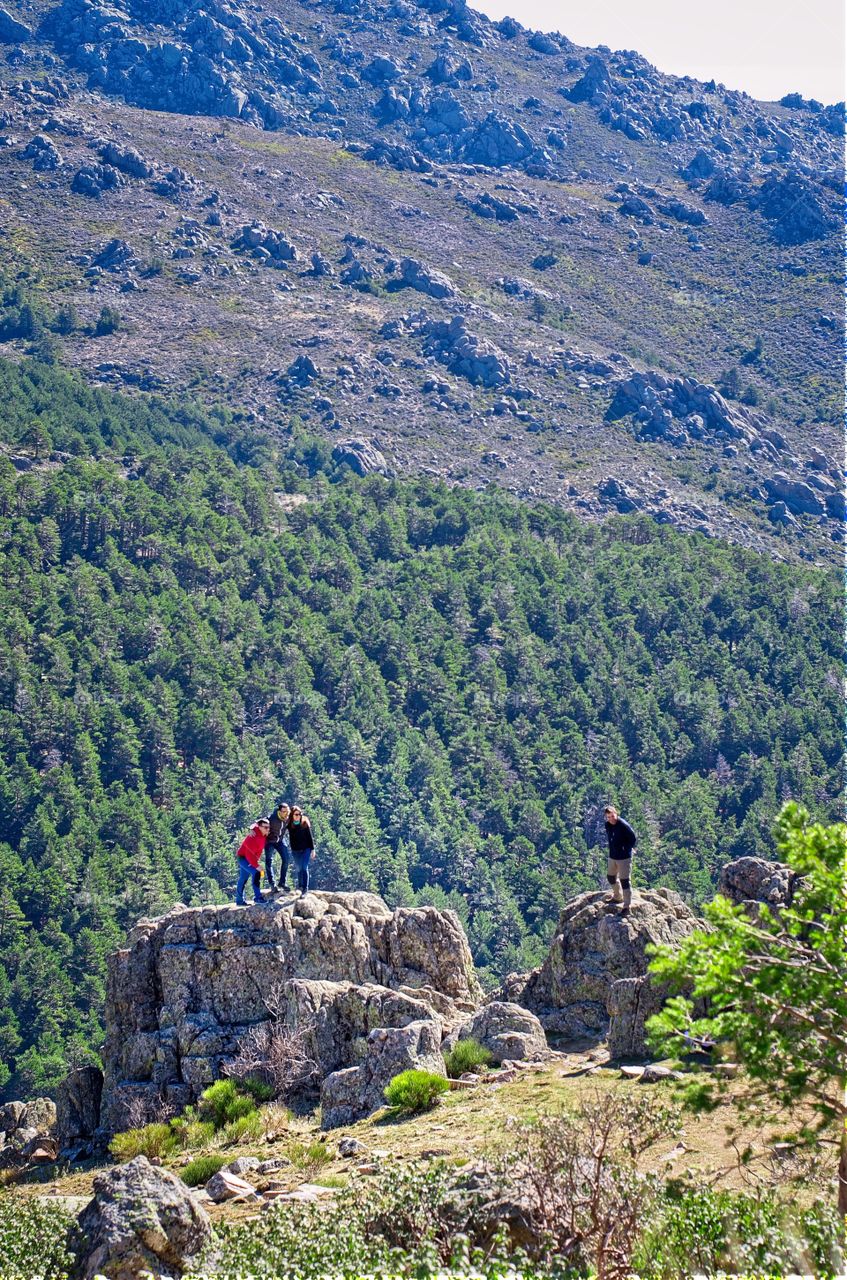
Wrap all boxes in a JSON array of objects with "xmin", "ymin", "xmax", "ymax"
[
  {"xmin": 291, "ymin": 849, "xmax": 312, "ymax": 892},
  {"xmin": 265, "ymin": 840, "xmax": 289, "ymax": 889}
]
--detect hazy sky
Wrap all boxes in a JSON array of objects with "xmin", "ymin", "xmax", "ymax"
[{"xmin": 475, "ymin": 0, "xmax": 845, "ymax": 104}]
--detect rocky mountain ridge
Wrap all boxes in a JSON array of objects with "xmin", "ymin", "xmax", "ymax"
[{"xmin": 0, "ymin": 0, "xmax": 841, "ymax": 559}]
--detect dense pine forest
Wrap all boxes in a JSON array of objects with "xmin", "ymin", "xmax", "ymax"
[{"xmin": 0, "ymin": 357, "xmax": 841, "ymax": 1101}]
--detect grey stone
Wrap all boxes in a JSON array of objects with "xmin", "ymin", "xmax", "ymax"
[
  {"xmin": 509, "ymin": 889, "xmax": 701, "ymax": 1041},
  {"xmin": 332, "ymin": 438, "xmax": 389, "ymax": 475},
  {"xmin": 69, "ymin": 1156, "xmax": 212, "ymax": 1280},
  {"xmin": 56, "ymin": 1067, "xmax": 104, "ymax": 1144},
  {"xmin": 399, "ymin": 257, "xmax": 456, "ymax": 299},
  {"xmin": 320, "ymin": 1018, "xmax": 445, "ymax": 1128},
  {"xmin": 100, "ymin": 894, "xmax": 480, "ymax": 1131},
  {"xmin": 448, "ymin": 1002, "xmax": 547, "ymax": 1063},
  {"xmin": 719, "ymin": 857, "xmax": 797, "ymax": 908}
]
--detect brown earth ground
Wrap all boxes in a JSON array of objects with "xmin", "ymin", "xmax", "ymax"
[{"xmin": 5, "ymin": 1055, "xmax": 837, "ymax": 1227}]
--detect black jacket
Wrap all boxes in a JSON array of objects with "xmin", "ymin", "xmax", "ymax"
[
  {"xmin": 288, "ymin": 817, "xmax": 314, "ymax": 853},
  {"xmin": 605, "ymin": 817, "xmax": 636, "ymax": 859},
  {"xmin": 267, "ymin": 810, "xmax": 289, "ymax": 845}
]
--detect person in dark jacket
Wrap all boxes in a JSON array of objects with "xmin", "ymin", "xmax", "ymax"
[
  {"xmin": 604, "ymin": 804, "xmax": 636, "ymax": 914},
  {"xmin": 288, "ymin": 805, "xmax": 315, "ymax": 897},
  {"xmin": 265, "ymin": 801, "xmax": 291, "ymax": 893},
  {"xmin": 235, "ymin": 818, "xmax": 270, "ymax": 906}
]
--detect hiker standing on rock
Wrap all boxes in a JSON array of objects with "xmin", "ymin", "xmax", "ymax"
[
  {"xmin": 604, "ymin": 804, "xmax": 636, "ymax": 915},
  {"xmin": 265, "ymin": 800, "xmax": 291, "ymax": 894},
  {"xmin": 235, "ymin": 817, "xmax": 270, "ymax": 906},
  {"xmin": 288, "ymin": 805, "xmax": 315, "ymax": 898}
]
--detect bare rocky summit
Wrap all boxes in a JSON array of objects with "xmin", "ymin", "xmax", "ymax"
[
  {"xmin": 499, "ymin": 889, "xmax": 701, "ymax": 1056},
  {"xmin": 101, "ymin": 890, "xmax": 481, "ymax": 1131}
]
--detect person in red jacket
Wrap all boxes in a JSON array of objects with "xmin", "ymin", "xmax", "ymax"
[{"xmin": 235, "ymin": 818, "xmax": 270, "ymax": 906}]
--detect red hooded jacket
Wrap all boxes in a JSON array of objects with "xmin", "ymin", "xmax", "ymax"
[{"xmin": 237, "ymin": 823, "xmax": 266, "ymax": 869}]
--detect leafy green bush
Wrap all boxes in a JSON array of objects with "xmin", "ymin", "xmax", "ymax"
[
  {"xmin": 240, "ymin": 1076, "xmax": 276, "ymax": 1104},
  {"xmin": 0, "ymin": 1198, "xmax": 74, "ymax": 1280},
  {"xmin": 168, "ymin": 1115, "xmax": 216, "ymax": 1150},
  {"xmin": 443, "ymin": 1038, "xmax": 494, "ymax": 1078},
  {"xmin": 109, "ymin": 1121, "xmax": 178, "ymax": 1161},
  {"xmin": 197, "ymin": 1079, "xmax": 256, "ymax": 1130},
  {"xmin": 384, "ymin": 1069, "xmax": 449, "ymax": 1114},
  {"xmin": 181, "ymin": 1153, "xmax": 227, "ymax": 1187},
  {"xmin": 633, "ymin": 1187, "xmax": 845, "ymax": 1278}
]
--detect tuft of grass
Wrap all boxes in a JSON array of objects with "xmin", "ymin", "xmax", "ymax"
[
  {"xmin": 182, "ymin": 1153, "xmax": 227, "ymax": 1187},
  {"xmin": 288, "ymin": 1139, "xmax": 332, "ymax": 1173},
  {"xmin": 109, "ymin": 1121, "xmax": 178, "ymax": 1162},
  {"xmin": 384, "ymin": 1069, "xmax": 449, "ymax": 1115},
  {"xmin": 218, "ymin": 1111, "xmax": 264, "ymax": 1147},
  {"xmin": 444, "ymin": 1038, "xmax": 494, "ymax": 1079}
]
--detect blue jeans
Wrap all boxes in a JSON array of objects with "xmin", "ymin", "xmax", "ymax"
[
  {"xmin": 236, "ymin": 857, "xmax": 262, "ymax": 904},
  {"xmin": 265, "ymin": 840, "xmax": 290, "ymax": 889},
  {"xmin": 291, "ymin": 849, "xmax": 312, "ymax": 892}
]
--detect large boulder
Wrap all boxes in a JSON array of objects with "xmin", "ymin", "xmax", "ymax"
[
  {"xmin": 332, "ymin": 439, "xmax": 389, "ymax": 476},
  {"xmin": 56, "ymin": 1066, "xmax": 104, "ymax": 1147},
  {"xmin": 100, "ymin": 892, "xmax": 480, "ymax": 1131},
  {"xmin": 400, "ymin": 257, "xmax": 456, "ymax": 300},
  {"xmin": 719, "ymin": 857, "xmax": 797, "ymax": 909},
  {"xmin": 506, "ymin": 890, "xmax": 701, "ymax": 1042},
  {"xmin": 320, "ymin": 1017, "xmax": 445, "ymax": 1129},
  {"xmin": 607, "ymin": 975, "xmax": 668, "ymax": 1059},
  {"xmin": 448, "ymin": 1002, "xmax": 548, "ymax": 1063},
  {"xmin": 70, "ymin": 1156, "xmax": 212, "ymax": 1280}
]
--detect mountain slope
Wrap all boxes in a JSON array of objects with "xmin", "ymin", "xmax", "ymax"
[
  {"xmin": 0, "ymin": 362, "xmax": 841, "ymax": 1097},
  {"xmin": 0, "ymin": 0, "xmax": 842, "ymax": 559}
]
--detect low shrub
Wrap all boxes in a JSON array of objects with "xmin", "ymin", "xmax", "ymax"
[
  {"xmin": 241, "ymin": 1076, "xmax": 276, "ymax": 1104},
  {"xmin": 182, "ymin": 1154, "xmax": 227, "ymax": 1188},
  {"xmin": 634, "ymin": 1187, "xmax": 845, "ymax": 1279},
  {"xmin": 218, "ymin": 1111, "xmax": 264, "ymax": 1146},
  {"xmin": 288, "ymin": 1139, "xmax": 332, "ymax": 1173},
  {"xmin": 109, "ymin": 1121, "xmax": 178, "ymax": 1162},
  {"xmin": 384, "ymin": 1069, "xmax": 449, "ymax": 1115},
  {"xmin": 197, "ymin": 1079, "xmax": 257, "ymax": 1130},
  {"xmin": 443, "ymin": 1038, "xmax": 494, "ymax": 1078},
  {"xmin": 169, "ymin": 1116, "xmax": 216, "ymax": 1150},
  {"xmin": 0, "ymin": 1198, "xmax": 74, "ymax": 1280}
]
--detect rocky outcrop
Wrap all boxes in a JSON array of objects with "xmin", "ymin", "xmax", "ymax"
[
  {"xmin": 608, "ymin": 370, "xmax": 758, "ymax": 447},
  {"xmin": 399, "ymin": 257, "xmax": 456, "ymax": 300},
  {"xmin": 231, "ymin": 222, "xmax": 298, "ymax": 265},
  {"xmin": 320, "ymin": 1017, "xmax": 445, "ymax": 1128},
  {"xmin": 719, "ymin": 857, "xmax": 797, "ymax": 909},
  {"xmin": 56, "ymin": 1066, "xmax": 104, "ymax": 1151},
  {"xmin": 448, "ymin": 1001, "xmax": 548, "ymax": 1063},
  {"xmin": 69, "ymin": 1156, "xmax": 211, "ymax": 1280},
  {"xmin": 0, "ymin": 1097, "xmax": 58, "ymax": 1171},
  {"xmin": 100, "ymin": 892, "xmax": 480, "ymax": 1131},
  {"xmin": 0, "ymin": 7, "xmax": 30, "ymax": 42},
  {"xmin": 502, "ymin": 890, "xmax": 701, "ymax": 1052},
  {"xmin": 332, "ymin": 438, "xmax": 389, "ymax": 475}
]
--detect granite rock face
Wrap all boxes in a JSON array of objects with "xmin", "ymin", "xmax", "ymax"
[
  {"xmin": 448, "ymin": 1001, "xmax": 548, "ymax": 1063},
  {"xmin": 320, "ymin": 1017, "xmax": 446, "ymax": 1128},
  {"xmin": 502, "ymin": 889, "xmax": 701, "ymax": 1049},
  {"xmin": 70, "ymin": 1156, "xmax": 211, "ymax": 1280},
  {"xmin": 56, "ymin": 1066, "xmax": 104, "ymax": 1148},
  {"xmin": 100, "ymin": 892, "xmax": 480, "ymax": 1131},
  {"xmin": 719, "ymin": 857, "xmax": 797, "ymax": 909}
]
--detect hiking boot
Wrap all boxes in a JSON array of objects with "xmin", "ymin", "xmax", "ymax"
[
  {"xmin": 606, "ymin": 892, "xmax": 623, "ymax": 905},
  {"xmin": 619, "ymin": 905, "xmax": 630, "ymax": 918}
]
